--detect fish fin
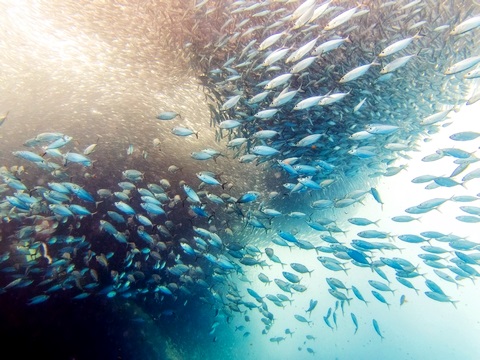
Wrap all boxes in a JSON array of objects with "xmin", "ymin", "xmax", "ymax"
[
  {"xmin": 451, "ymin": 300, "xmax": 459, "ymax": 309},
  {"xmin": 414, "ymin": 29, "xmax": 425, "ymax": 39}
]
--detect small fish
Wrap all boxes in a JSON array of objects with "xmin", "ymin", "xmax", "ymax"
[
  {"xmin": 221, "ymin": 95, "xmax": 241, "ymax": 111},
  {"xmin": 290, "ymin": 263, "xmax": 314, "ymax": 276},
  {"xmin": 0, "ymin": 111, "xmax": 9, "ymax": 126},
  {"xmin": 258, "ymin": 32, "xmax": 285, "ymax": 51},
  {"xmin": 424, "ymin": 291, "xmax": 458, "ymax": 308},
  {"xmin": 27, "ymin": 294, "xmax": 50, "ymax": 305},
  {"xmin": 282, "ymin": 271, "xmax": 301, "ymax": 283},
  {"xmin": 445, "ymin": 56, "xmax": 480, "ymax": 75},
  {"xmin": 324, "ymin": 6, "xmax": 358, "ymax": 31},
  {"xmin": 380, "ymin": 54, "xmax": 416, "ymax": 74},
  {"xmin": 450, "ymin": 15, "xmax": 480, "ymax": 35},
  {"xmin": 171, "ymin": 126, "xmax": 198, "ymax": 138},
  {"xmin": 156, "ymin": 111, "xmax": 180, "ymax": 120},
  {"xmin": 313, "ymin": 37, "xmax": 349, "ymax": 56},
  {"xmin": 127, "ymin": 144, "xmax": 134, "ymax": 155},
  {"xmin": 264, "ymin": 73, "xmax": 293, "ymax": 90},
  {"xmin": 351, "ymin": 285, "xmax": 369, "ymax": 305},
  {"xmin": 378, "ymin": 32, "xmax": 422, "ymax": 57},
  {"xmin": 339, "ymin": 61, "xmax": 378, "ymax": 83},
  {"xmin": 370, "ymin": 187, "xmax": 384, "ymax": 209},
  {"xmin": 371, "ymin": 290, "xmax": 390, "ymax": 308},
  {"xmin": 219, "ymin": 119, "xmax": 242, "ymax": 129},
  {"xmin": 183, "ymin": 184, "xmax": 200, "ymax": 203},
  {"xmin": 83, "ymin": 143, "xmax": 98, "ymax": 155},
  {"xmin": 353, "ymin": 97, "xmax": 367, "ymax": 113},
  {"xmin": 294, "ymin": 314, "xmax": 312, "ymax": 325},
  {"xmin": 351, "ymin": 313, "xmax": 358, "ymax": 334},
  {"xmin": 372, "ymin": 319, "xmax": 384, "ymax": 340}
]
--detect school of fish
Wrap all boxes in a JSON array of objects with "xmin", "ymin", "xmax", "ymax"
[{"xmin": 0, "ymin": 0, "xmax": 480, "ymax": 356}]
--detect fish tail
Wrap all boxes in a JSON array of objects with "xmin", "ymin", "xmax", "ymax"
[
  {"xmin": 414, "ymin": 29, "xmax": 425, "ymax": 39},
  {"xmin": 451, "ymin": 300, "xmax": 459, "ymax": 309}
]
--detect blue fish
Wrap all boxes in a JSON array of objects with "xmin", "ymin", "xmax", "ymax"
[
  {"xmin": 183, "ymin": 184, "xmax": 200, "ymax": 203},
  {"xmin": 372, "ymin": 319, "xmax": 384, "ymax": 340},
  {"xmin": 27, "ymin": 294, "xmax": 50, "ymax": 305},
  {"xmin": 371, "ymin": 290, "xmax": 391, "ymax": 309},
  {"xmin": 351, "ymin": 313, "xmax": 358, "ymax": 334},
  {"xmin": 156, "ymin": 111, "xmax": 180, "ymax": 120},
  {"xmin": 237, "ymin": 191, "xmax": 260, "ymax": 203},
  {"xmin": 114, "ymin": 201, "xmax": 136, "ymax": 215}
]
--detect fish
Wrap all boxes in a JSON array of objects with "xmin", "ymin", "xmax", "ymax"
[
  {"xmin": 324, "ymin": 6, "xmax": 358, "ymax": 31},
  {"xmin": 380, "ymin": 54, "xmax": 416, "ymax": 74},
  {"xmin": 290, "ymin": 263, "xmax": 314, "ymax": 276},
  {"xmin": 27, "ymin": 294, "xmax": 50, "ymax": 305},
  {"xmin": 372, "ymin": 319, "xmax": 384, "ymax": 340},
  {"xmin": 196, "ymin": 172, "xmax": 222, "ymax": 186},
  {"xmin": 351, "ymin": 313, "xmax": 358, "ymax": 334},
  {"xmin": 258, "ymin": 32, "xmax": 285, "ymax": 51},
  {"xmin": 0, "ymin": 2, "xmax": 479, "ymax": 357},
  {"xmin": 183, "ymin": 184, "xmax": 201, "ymax": 203},
  {"xmin": 312, "ymin": 36, "xmax": 349, "ymax": 56},
  {"xmin": 262, "ymin": 48, "xmax": 290, "ymax": 67},
  {"xmin": 378, "ymin": 32, "xmax": 422, "ymax": 57},
  {"xmin": 156, "ymin": 111, "xmax": 180, "ymax": 120},
  {"xmin": 294, "ymin": 314, "xmax": 312, "ymax": 326},
  {"xmin": 351, "ymin": 285, "xmax": 369, "ymax": 306},
  {"xmin": 339, "ymin": 61, "xmax": 379, "ymax": 83},
  {"xmin": 328, "ymin": 289, "xmax": 352, "ymax": 304},
  {"xmin": 424, "ymin": 291, "xmax": 458, "ymax": 308},
  {"xmin": 282, "ymin": 271, "xmax": 301, "ymax": 284},
  {"xmin": 264, "ymin": 73, "xmax": 293, "ymax": 90},
  {"xmin": 444, "ymin": 56, "xmax": 480, "ymax": 75},
  {"xmin": 0, "ymin": 111, "xmax": 9, "ymax": 126},
  {"xmin": 171, "ymin": 126, "xmax": 199, "ymax": 138},
  {"xmin": 368, "ymin": 280, "xmax": 396, "ymax": 294},
  {"xmin": 305, "ymin": 299, "xmax": 317, "ymax": 316},
  {"xmin": 221, "ymin": 95, "xmax": 241, "ymax": 111},
  {"xmin": 371, "ymin": 290, "xmax": 391, "ymax": 309},
  {"xmin": 450, "ymin": 15, "xmax": 480, "ymax": 35}
]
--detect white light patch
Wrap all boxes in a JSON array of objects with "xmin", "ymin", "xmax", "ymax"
[{"xmin": 232, "ymin": 99, "xmax": 480, "ymax": 359}]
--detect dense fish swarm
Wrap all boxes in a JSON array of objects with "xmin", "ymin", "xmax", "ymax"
[{"xmin": 0, "ymin": 0, "xmax": 480, "ymax": 358}]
